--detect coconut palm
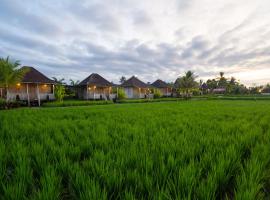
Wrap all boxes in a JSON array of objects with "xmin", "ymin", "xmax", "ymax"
[
  {"xmin": 0, "ymin": 56, "xmax": 28, "ymax": 101},
  {"xmin": 217, "ymin": 72, "xmax": 227, "ymax": 88},
  {"xmin": 119, "ymin": 76, "xmax": 126, "ymax": 84},
  {"xmin": 69, "ymin": 79, "xmax": 80, "ymax": 86},
  {"xmin": 52, "ymin": 77, "xmax": 66, "ymax": 85},
  {"xmin": 177, "ymin": 71, "xmax": 198, "ymax": 98}
]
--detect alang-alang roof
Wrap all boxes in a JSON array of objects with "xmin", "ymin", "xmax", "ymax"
[
  {"xmin": 21, "ymin": 66, "xmax": 55, "ymax": 84},
  {"xmin": 79, "ymin": 73, "xmax": 112, "ymax": 87},
  {"xmin": 151, "ymin": 79, "xmax": 169, "ymax": 88},
  {"xmin": 121, "ymin": 76, "xmax": 148, "ymax": 88}
]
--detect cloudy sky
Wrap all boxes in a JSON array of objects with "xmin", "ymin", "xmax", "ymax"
[{"xmin": 1, "ymin": 0, "xmax": 270, "ymax": 85}]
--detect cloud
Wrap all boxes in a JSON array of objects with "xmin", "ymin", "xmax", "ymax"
[{"xmin": 0, "ymin": 0, "xmax": 270, "ymax": 85}]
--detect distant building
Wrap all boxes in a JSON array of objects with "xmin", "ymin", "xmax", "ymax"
[
  {"xmin": 6, "ymin": 66, "xmax": 55, "ymax": 106},
  {"xmin": 151, "ymin": 79, "xmax": 172, "ymax": 97},
  {"xmin": 77, "ymin": 73, "xmax": 114, "ymax": 100},
  {"xmin": 121, "ymin": 76, "xmax": 151, "ymax": 99},
  {"xmin": 212, "ymin": 88, "xmax": 226, "ymax": 94}
]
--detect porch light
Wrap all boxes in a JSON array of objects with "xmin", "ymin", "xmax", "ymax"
[
  {"xmin": 44, "ymin": 84, "xmax": 47, "ymax": 87},
  {"xmin": 88, "ymin": 87, "xmax": 91, "ymax": 90},
  {"xmin": 93, "ymin": 86, "xmax": 96, "ymax": 89},
  {"xmin": 16, "ymin": 83, "xmax": 21, "ymax": 87}
]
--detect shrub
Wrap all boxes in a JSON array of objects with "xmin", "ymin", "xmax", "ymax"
[
  {"xmin": 117, "ymin": 88, "xmax": 126, "ymax": 100},
  {"xmin": 55, "ymin": 85, "xmax": 65, "ymax": 102},
  {"xmin": 117, "ymin": 97, "xmax": 182, "ymax": 104},
  {"xmin": 0, "ymin": 98, "xmax": 6, "ymax": 109},
  {"xmin": 43, "ymin": 100, "xmax": 113, "ymax": 107},
  {"xmin": 153, "ymin": 89, "xmax": 162, "ymax": 99}
]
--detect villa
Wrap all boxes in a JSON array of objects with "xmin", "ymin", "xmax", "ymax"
[
  {"xmin": 77, "ymin": 73, "xmax": 114, "ymax": 100},
  {"xmin": 5, "ymin": 66, "xmax": 55, "ymax": 106},
  {"xmin": 121, "ymin": 76, "xmax": 151, "ymax": 99},
  {"xmin": 151, "ymin": 79, "xmax": 172, "ymax": 97}
]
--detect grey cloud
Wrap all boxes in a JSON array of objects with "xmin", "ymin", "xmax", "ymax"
[
  {"xmin": 0, "ymin": 0, "xmax": 62, "ymax": 36},
  {"xmin": 132, "ymin": 10, "xmax": 153, "ymax": 26},
  {"xmin": 67, "ymin": 2, "xmax": 121, "ymax": 31},
  {"xmin": 0, "ymin": 0, "xmax": 270, "ymax": 84}
]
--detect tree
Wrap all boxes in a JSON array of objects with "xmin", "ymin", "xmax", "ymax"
[
  {"xmin": 0, "ymin": 56, "xmax": 29, "ymax": 101},
  {"xmin": 217, "ymin": 72, "xmax": 227, "ymax": 88},
  {"xmin": 206, "ymin": 79, "xmax": 218, "ymax": 92},
  {"xmin": 176, "ymin": 71, "xmax": 198, "ymax": 98},
  {"xmin": 54, "ymin": 84, "xmax": 65, "ymax": 102},
  {"xmin": 52, "ymin": 77, "xmax": 66, "ymax": 85},
  {"xmin": 119, "ymin": 76, "xmax": 126, "ymax": 84},
  {"xmin": 69, "ymin": 79, "xmax": 80, "ymax": 86}
]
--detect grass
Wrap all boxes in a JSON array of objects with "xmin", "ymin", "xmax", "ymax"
[
  {"xmin": 116, "ymin": 97, "xmax": 183, "ymax": 103},
  {"xmin": 0, "ymin": 100, "xmax": 270, "ymax": 199},
  {"xmin": 42, "ymin": 100, "xmax": 113, "ymax": 107}
]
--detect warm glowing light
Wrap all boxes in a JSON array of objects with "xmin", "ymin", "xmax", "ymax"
[
  {"xmin": 16, "ymin": 83, "xmax": 21, "ymax": 87},
  {"xmin": 88, "ymin": 87, "xmax": 91, "ymax": 90},
  {"xmin": 44, "ymin": 84, "xmax": 47, "ymax": 87},
  {"xmin": 93, "ymin": 86, "xmax": 96, "ymax": 89}
]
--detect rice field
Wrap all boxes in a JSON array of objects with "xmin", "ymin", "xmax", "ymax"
[{"xmin": 0, "ymin": 100, "xmax": 270, "ymax": 199}]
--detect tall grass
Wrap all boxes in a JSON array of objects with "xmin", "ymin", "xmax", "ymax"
[{"xmin": 0, "ymin": 100, "xmax": 270, "ymax": 199}]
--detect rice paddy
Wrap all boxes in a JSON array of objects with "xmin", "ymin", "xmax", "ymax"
[{"xmin": 0, "ymin": 100, "xmax": 270, "ymax": 199}]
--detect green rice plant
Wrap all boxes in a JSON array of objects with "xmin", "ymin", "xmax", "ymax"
[
  {"xmin": 0, "ymin": 100, "xmax": 270, "ymax": 198},
  {"xmin": 34, "ymin": 166, "xmax": 61, "ymax": 199},
  {"xmin": 42, "ymin": 100, "xmax": 113, "ymax": 107}
]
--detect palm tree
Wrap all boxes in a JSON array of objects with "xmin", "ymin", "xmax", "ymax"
[
  {"xmin": 177, "ymin": 71, "xmax": 198, "ymax": 98},
  {"xmin": 52, "ymin": 77, "xmax": 66, "ymax": 85},
  {"xmin": 69, "ymin": 79, "xmax": 80, "ymax": 86},
  {"xmin": 0, "ymin": 56, "xmax": 29, "ymax": 101},
  {"xmin": 119, "ymin": 76, "xmax": 126, "ymax": 84},
  {"xmin": 217, "ymin": 72, "xmax": 227, "ymax": 88}
]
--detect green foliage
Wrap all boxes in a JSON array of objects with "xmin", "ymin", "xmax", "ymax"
[
  {"xmin": 0, "ymin": 98, "xmax": 6, "ymax": 109},
  {"xmin": 0, "ymin": 56, "xmax": 29, "ymax": 101},
  {"xmin": 43, "ymin": 100, "xmax": 113, "ymax": 107},
  {"xmin": 1, "ymin": 101, "xmax": 270, "ymax": 199},
  {"xmin": 54, "ymin": 85, "xmax": 65, "ymax": 102},
  {"xmin": 175, "ymin": 71, "xmax": 199, "ymax": 98},
  {"xmin": 117, "ymin": 88, "xmax": 126, "ymax": 100},
  {"xmin": 153, "ymin": 89, "xmax": 162, "ymax": 98},
  {"xmin": 119, "ymin": 76, "xmax": 126, "ymax": 84},
  {"xmin": 117, "ymin": 97, "xmax": 181, "ymax": 103}
]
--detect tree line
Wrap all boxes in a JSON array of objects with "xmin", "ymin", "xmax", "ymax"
[{"xmin": 0, "ymin": 56, "xmax": 270, "ymax": 102}]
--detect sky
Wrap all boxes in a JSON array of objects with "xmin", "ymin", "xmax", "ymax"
[{"xmin": 0, "ymin": 0, "xmax": 270, "ymax": 86}]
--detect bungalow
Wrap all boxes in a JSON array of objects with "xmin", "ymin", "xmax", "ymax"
[
  {"xmin": 121, "ymin": 76, "xmax": 150, "ymax": 99},
  {"xmin": 77, "ymin": 73, "xmax": 113, "ymax": 100},
  {"xmin": 151, "ymin": 79, "xmax": 172, "ymax": 97},
  {"xmin": 6, "ymin": 66, "xmax": 55, "ymax": 106},
  {"xmin": 212, "ymin": 88, "xmax": 226, "ymax": 94}
]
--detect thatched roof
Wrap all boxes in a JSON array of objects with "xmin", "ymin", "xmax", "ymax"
[
  {"xmin": 79, "ymin": 73, "xmax": 111, "ymax": 87},
  {"xmin": 121, "ymin": 76, "xmax": 148, "ymax": 88},
  {"xmin": 151, "ymin": 79, "xmax": 169, "ymax": 88},
  {"xmin": 21, "ymin": 66, "xmax": 55, "ymax": 84}
]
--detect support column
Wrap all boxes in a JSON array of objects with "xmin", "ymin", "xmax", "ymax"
[
  {"xmin": 0, "ymin": 88, "xmax": 2, "ymax": 98},
  {"xmin": 36, "ymin": 84, "xmax": 40, "ymax": 107},
  {"xmin": 94, "ymin": 86, "xmax": 96, "ymax": 100},
  {"xmin": 26, "ymin": 83, "xmax": 30, "ymax": 106},
  {"xmin": 86, "ymin": 83, "xmax": 88, "ymax": 100}
]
